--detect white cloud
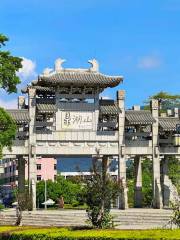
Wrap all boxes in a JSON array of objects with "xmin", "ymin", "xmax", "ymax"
[
  {"xmin": 0, "ymin": 98, "xmax": 17, "ymax": 109},
  {"xmin": 137, "ymin": 55, "xmax": 162, "ymax": 69},
  {"xmin": 17, "ymin": 57, "xmax": 37, "ymax": 80}
]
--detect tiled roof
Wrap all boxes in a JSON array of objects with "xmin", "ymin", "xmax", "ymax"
[
  {"xmin": 38, "ymin": 71, "xmax": 123, "ymax": 88},
  {"xmin": 99, "ymin": 99, "xmax": 120, "ymax": 115},
  {"xmin": 37, "ymin": 104, "xmax": 57, "ymax": 113},
  {"xmin": 159, "ymin": 117, "xmax": 180, "ymax": 131},
  {"xmin": 125, "ymin": 110, "xmax": 155, "ymax": 125},
  {"xmin": 100, "ymin": 105, "xmax": 120, "ymax": 115},
  {"xmin": 34, "ymin": 86, "xmax": 55, "ymax": 92},
  {"xmin": 7, "ymin": 109, "xmax": 30, "ymax": 124},
  {"xmin": 21, "ymin": 86, "xmax": 55, "ymax": 94}
]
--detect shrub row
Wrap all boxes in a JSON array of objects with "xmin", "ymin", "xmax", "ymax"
[{"xmin": 0, "ymin": 227, "xmax": 180, "ymax": 240}]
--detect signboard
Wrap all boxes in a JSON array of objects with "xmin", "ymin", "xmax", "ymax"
[{"xmin": 62, "ymin": 111, "xmax": 93, "ymax": 130}]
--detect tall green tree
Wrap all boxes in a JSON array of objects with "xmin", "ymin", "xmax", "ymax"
[{"xmin": 0, "ymin": 34, "xmax": 22, "ymax": 157}]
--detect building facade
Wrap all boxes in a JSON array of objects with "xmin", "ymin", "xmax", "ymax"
[
  {"xmin": 0, "ymin": 158, "xmax": 57, "ymax": 205},
  {"xmin": 2, "ymin": 58, "xmax": 180, "ymax": 210}
]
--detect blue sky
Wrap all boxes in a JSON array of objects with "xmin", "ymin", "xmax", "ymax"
[{"xmin": 0, "ymin": 0, "xmax": 180, "ymax": 108}]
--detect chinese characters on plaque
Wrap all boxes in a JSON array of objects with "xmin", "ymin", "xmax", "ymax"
[{"xmin": 62, "ymin": 111, "xmax": 93, "ymax": 130}]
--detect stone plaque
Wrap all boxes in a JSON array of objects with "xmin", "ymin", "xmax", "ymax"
[{"xmin": 62, "ymin": 111, "xmax": 93, "ymax": 130}]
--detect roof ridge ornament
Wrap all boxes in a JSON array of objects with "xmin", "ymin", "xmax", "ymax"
[
  {"xmin": 43, "ymin": 68, "xmax": 53, "ymax": 76},
  {"xmin": 55, "ymin": 58, "xmax": 66, "ymax": 72},
  {"xmin": 88, "ymin": 59, "xmax": 99, "ymax": 72}
]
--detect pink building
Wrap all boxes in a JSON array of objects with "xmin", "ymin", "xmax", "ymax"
[
  {"xmin": 0, "ymin": 158, "xmax": 57, "ymax": 187},
  {"xmin": 36, "ymin": 158, "xmax": 57, "ymax": 181}
]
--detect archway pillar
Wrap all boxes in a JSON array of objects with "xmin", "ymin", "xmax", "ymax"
[
  {"xmin": 28, "ymin": 88, "xmax": 37, "ymax": 210},
  {"xmin": 117, "ymin": 90, "xmax": 128, "ymax": 209},
  {"xmin": 18, "ymin": 156, "xmax": 26, "ymax": 193},
  {"xmin": 151, "ymin": 99, "xmax": 163, "ymax": 209}
]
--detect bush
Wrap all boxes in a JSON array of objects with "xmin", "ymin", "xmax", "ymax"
[
  {"xmin": 171, "ymin": 201, "xmax": 180, "ymax": 228},
  {"xmin": 0, "ymin": 227, "xmax": 180, "ymax": 240},
  {"xmin": 0, "ymin": 203, "xmax": 4, "ymax": 211}
]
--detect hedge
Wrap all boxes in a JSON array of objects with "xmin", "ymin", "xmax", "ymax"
[{"xmin": 0, "ymin": 227, "xmax": 180, "ymax": 240}]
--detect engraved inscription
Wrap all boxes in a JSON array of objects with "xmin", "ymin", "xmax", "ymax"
[{"xmin": 62, "ymin": 111, "xmax": 93, "ymax": 129}]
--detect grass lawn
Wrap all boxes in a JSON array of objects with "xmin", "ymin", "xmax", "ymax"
[{"xmin": 0, "ymin": 227, "xmax": 180, "ymax": 240}]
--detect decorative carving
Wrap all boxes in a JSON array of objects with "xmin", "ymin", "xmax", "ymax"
[
  {"xmin": 55, "ymin": 58, "xmax": 66, "ymax": 72},
  {"xmin": 88, "ymin": 59, "xmax": 99, "ymax": 72},
  {"xmin": 28, "ymin": 88, "xmax": 36, "ymax": 98},
  {"xmin": 43, "ymin": 68, "xmax": 53, "ymax": 76},
  {"xmin": 18, "ymin": 96, "xmax": 25, "ymax": 109},
  {"xmin": 151, "ymin": 99, "xmax": 159, "ymax": 110}
]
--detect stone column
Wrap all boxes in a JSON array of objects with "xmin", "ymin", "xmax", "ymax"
[
  {"xmin": 94, "ymin": 89, "xmax": 99, "ymax": 131},
  {"xmin": 151, "ymin": 99, "xmax": 163, "ymax": 209},
  {"xmin": 117, "ymin": 90, "xmax": 128, "ymax": 209},
  {"xmin": 28, "ymin": 88, "xmax": 37, "ymax": 210},
  {"xmin": 18, "ymin": 156, "xmax": 25, "ymax": 193},
  {"xmin": 162, "ymin": 156, "xmax": 170, "ymax": 207},
  {"xmin": 55, "ymin": 91, "xmax": 61, "ymax": 131},
  {"xmin": 134, "ymin": 156, "xmax": 142, "ymax": 208}
]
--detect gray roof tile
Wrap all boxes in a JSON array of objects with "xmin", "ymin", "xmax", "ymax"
[
  {"xmin": 38, "ymin": 71, "xmax": 123, "ymax": 88},
  {"xmin": 159, "ymin": 117, "xmax": 180, "ymax": 131},
  {"xmin": 125, "ymin": 110, "xmax": 155, "ymax": 125},
  {"xmin": 7, "ymin": 109, "xmax": 30, "ymax": 123},
  {"xmin": 37, "ymin": 104, "xmax": 57, "ymax": 113}
]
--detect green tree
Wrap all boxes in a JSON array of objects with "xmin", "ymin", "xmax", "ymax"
[
  {"xmin": 168, "ymin": 157, "xmax": 180, "ymax": 194},
  {"xmin": 0, "ymin": 34, "xmax": 22, "ymax": 157},
  {"xmin": 0, "ymin": 107, "xmax": 17, "ymax": 157},
  {"xmin": 85, "ymin": 156, "xmax": 120, "ymax": 229},
  {"xmin": 36, "ymin": 175, "xmax": 84, "ymax": 207},
  {"xmin": 127, "ymin": 159, "xmax": 152, "ymax": 207},
  {"xmin": 144, "ymin": 91, "xmax": 180, "ymax": 111}
]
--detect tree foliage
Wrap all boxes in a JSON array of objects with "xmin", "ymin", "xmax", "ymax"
[
  {"xmin": 144, "ymin": 91, "xmax": 180, "ymax": 110},
  {"xmin": 0, "ymin": 107, "xmax": 16, "ymax": 158},
  {"xmin": 36, "ymin": 175, "xmax": 84, "ymax": 207},
  {"xmin": 85, "ymin": 156, "xmax": 120, "ymax": 229},
  {"xmin": 0, "ymin": 34, "xmax": 22, "ymax": 157},
  {"xmin": 168, "ymin": 157, "xmax": 180, "ymax": 194},
  {"xmin": 0, "ymin": 34, "xmax": 22, "ymax": 93},
  {"xmin": 127, "ymin": 159, "xmax": 152, "ymax": 207}
]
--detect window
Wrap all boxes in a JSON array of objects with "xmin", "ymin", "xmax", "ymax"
[
  {"xmin": 54, "ymin": 175, "xmax": 57, "ymax": 181},
  {"xmin": 37, "ymin": 175, "xmax": 41, "ymax": 181},
  {"xmin": 37, "ymin": 164, "xmax": 41, "ymax": 170},
  {"xmin": 54, "ymin": 164, "xmax": 57, "ymax": 170}
]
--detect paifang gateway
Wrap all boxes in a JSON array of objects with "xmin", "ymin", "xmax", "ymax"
[{"xmin": 3, "ymin": 58, "xmax": 180, "ymax": 210}]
